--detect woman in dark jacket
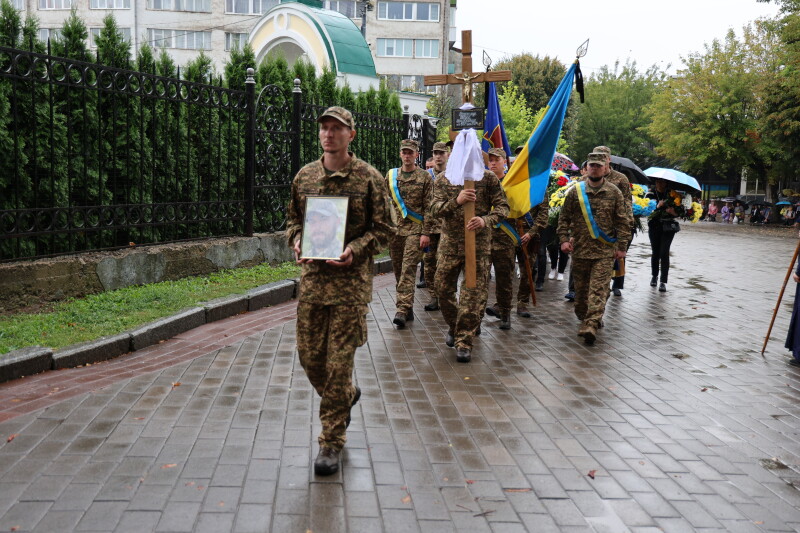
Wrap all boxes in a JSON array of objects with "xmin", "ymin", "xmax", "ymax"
[{"xmin": 646, "ymin": 178, "xmax": 682, "ymax": 292}]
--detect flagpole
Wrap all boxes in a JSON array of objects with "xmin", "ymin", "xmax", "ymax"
[
  {"xmin": 761, "ymin": 239, "xmax": 800, "ymax": 356},
  {"xmin": 516, "ymin": 220, "xmax": 537, "ymax": 307}
]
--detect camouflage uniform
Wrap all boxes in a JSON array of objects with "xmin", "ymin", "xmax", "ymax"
[
  {"xmin": 489, "ymin": 201, "xmax": 549, "ymax": 314},
  {"xmin": 431, "ymin": 171, "xmax": 509, "ymax": 350},
  {"xmin": 286, "ymin": 153, "xmax": 394, "ymax": 451},
  {"xmin": 556, "ymin": 176, "xmax": 631, "ymax": 332},
  {"xmin": 423, "ymin": 168, "xmax": 444, "ymax": 301},
  {"xmin": 386, "ymin": 166, "xmax": 434, "ymax": 315}
]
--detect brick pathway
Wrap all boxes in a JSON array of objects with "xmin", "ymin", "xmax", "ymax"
[{"xmin": 1, "ymin": 224, "xmax": 799, "ymax": 532}]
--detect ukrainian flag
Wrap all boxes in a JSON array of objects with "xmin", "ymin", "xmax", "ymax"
[
  {"xmin": 481, "ymin": 82, "xmax": 511, "ymax": 158},
  {"xmin": 503, "ymin": 60, "xmax": 579, "ymax": 219}
]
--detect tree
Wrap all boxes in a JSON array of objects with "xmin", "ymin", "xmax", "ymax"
[
  {"xmin": 497, "ymin": 84, "xmax": 535, "ymax": 149},
  {"xmin": 94, "ymin": 14, "xmax": 130, "ymax": 68},
  {"xmin": 571, "ymin": 60, "xmax": 667, "ymax": 169},
  {"xmin": 644, "ymin": 22, "xmax": 782, "ymax": 190},
  {"xmin": 494, "ymin": 53, "xmax": 567, "ymax": 114},
  {"xmin": 224, "ymin": 42, "xmax": 255, "ymax": 91}
]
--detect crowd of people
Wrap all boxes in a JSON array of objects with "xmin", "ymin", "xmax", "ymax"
[
  {"xmin": 701, "ymin": 199, "xmax": 798, "ymax": 226},
  {"xmin": 285, "ymin": 105, "xmax": 691, "ymax": 476}
]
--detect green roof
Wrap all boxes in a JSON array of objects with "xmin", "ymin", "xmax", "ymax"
[{"xmin": 277, "ymin": 1, "xmax": 377, "ymax": 78}]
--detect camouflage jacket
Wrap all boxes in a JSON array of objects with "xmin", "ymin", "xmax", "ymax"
[
  {"xmin": 286, "ymin": 153, "xmax": 395, "ymax": 305},
  {"xmin": 430, "ymin": 170, "xmax": 509, "ymax": 257},
  {"xmin": 491, "ymin": 177, "xmax": 550, "ymax": 251},
  {"xmin": 606, "ymin": 169, "xmax": 635, "ymax": 227},
  {"xmin": 425, "ymin": 168, "xmax": 445, "ymax": 234},
  {"xmin": 384, "ymin": 167, "xmax": 434, "ymax": 237},
  {"xmin": 556, "ymin": 179, "xmax": 632, "ymax": 259}
]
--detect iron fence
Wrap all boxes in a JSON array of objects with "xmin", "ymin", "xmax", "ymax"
[{"xmin": 0, "ymin": 47, "xmax": 437, "ymax": 262}]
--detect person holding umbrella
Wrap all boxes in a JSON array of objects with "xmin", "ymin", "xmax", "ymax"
[{"xmin": 646, "ymin": 178, "xmax": 683, "ymax": 292}]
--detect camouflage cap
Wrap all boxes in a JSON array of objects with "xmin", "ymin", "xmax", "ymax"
[
  {"xmin": 587, "ymin": 152, "xmax": 607, "ymax": 164},
  {"xmin": 487, "ymin": 147, "xmax": 507, "ymax": 159},
  {"xmin": 317, "ymin": 106, "xmax": 355, "ymax": 129},
  {"xmin": 593, "ymin": 145, "xmax": 612, "ymax": 156},
  {"xmin": 308, "ymin": 198, "xmax": 339, "ymax": 218},
  {"xmin": 400, "ymin": 139, "xmax": 420, "ymax": 151},
  {"xmin": 432, "ymin": 141, "xmax": 450, "ymax": 152}
]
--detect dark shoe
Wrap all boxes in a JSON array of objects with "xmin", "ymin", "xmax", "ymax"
[
  {"xmin": 578, "ymin": 324, "xmax": 596, "ymax": 346},
  {"xmin": 516, "ymin": 305, "xmax": 531, "ymax": 318},
  {"xmin": 650, "ymin": 276, "xmax": 657, "ymax": 287},
  {"xmin": 659, "ymin": 283, "xmax": 667, "ymax": 292},
  {"xmin": 424, "ymin": 299, "xmax": 439, "ymax": 311},
  {"xmin": 314, "ymin": 447, "xmax": 340, "ymax": 476},
  {"xmin": 416, "ymin": 280, "xmax": 427, "ymax": 288},
  {"xmin": 393, "ymin": 312, "xmax": 406, "ymax": 328},
  {"xmin": 612, "ymin": 288, "xmax": 622, "ymax": 297},
  {"xmin": 475, "ymin": 326, "xmax": 481, "ymax": 336},
  {"xmin": 535, "ymin": 282, "xmax": 544, "ymax": 291},
  {"xmin": 345, "ymin": 386, "xmax": 361, "ymax": 428},
  {"xmin": 485, "ymin": 304, "xmax": 500, "ymax": 318},
  {"xmin": 598, "ymin": 320, "xmax": 605, "ymax": 329},
  {"xmin": 565, "ymin": 292, "xmax": 575, "ymax": 301},
  {"xmin": 445, "ymin": 330, "xmax": 455, "ymax": 348},
  {"xmin": 456, "ymin": 348, "xmax": 471, "ymax": 363},
  {"xmin": 789, "ymin": 359, "xmax": 800, "ymax": 367},
  {"xmin": 499, "ymin": 313, "xmax": 511, "ymax": 330},
  {"xmin": 406, "ymin": 309, "xmax": 414, "ymax": 322}
]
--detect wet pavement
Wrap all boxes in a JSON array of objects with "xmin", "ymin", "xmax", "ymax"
[{"xmin": 1, "ymin": 222, "xmax": 799, "ymax": 532}]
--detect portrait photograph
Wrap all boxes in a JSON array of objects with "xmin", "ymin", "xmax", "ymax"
[{"xmin": 300, "ymin": 196, "xmax": 349, "ymax": 260}]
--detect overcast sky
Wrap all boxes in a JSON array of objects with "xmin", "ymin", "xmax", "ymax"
[{"xmin": 456, "ymin": 0, "xmax": 781, "ymax": 75}]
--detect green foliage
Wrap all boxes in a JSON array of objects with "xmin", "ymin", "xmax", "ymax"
[
  {"xmin": 52, "ymin": 8, "xmax": 89, "ymax": 60},
  {"xmin": 94, "ymin": 14, "xmax": 130, "ymax": 68},
  {"xmin": 0, "ymin": 262, "xmax": 302, "ymax": 355},
  {"xmin": 0, "ymin": 0, "xmax": 22, "ymax": 48},
  {"xmin": 644, "ymin": 22, "xmax": 781, "ymax": 181},
  {"xmin": 495, "ymin": 53, "xmax": 568, "ymax": 114},
  {"xmin": 571, "ymin": 60, "xmax": 667, "ymax": 168},
  {"xmin": 497, "ymin": 84, "xmax": 536, "ymax": 148},
  {"xmin": 224, "ymin": 42, "xmax": 255, "ymax": 91}
]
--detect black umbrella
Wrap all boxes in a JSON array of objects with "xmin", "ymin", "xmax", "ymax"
[
  {"xmin": 746, "ymin": 199, "xmax": 773, "ymax": 207},
  {"xmin": 610, "ymin": 155, "xmax": 649, "ymax": 184}
]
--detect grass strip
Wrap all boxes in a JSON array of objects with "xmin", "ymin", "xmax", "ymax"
[{"xmin": 0, "ymin": 262, "xmax": 301, "ymax": 356}]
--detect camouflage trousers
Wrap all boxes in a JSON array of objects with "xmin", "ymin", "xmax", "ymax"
[
  {"xmin": 422, "ymin": 233, "xmax": 440, "ymax": 299},
  {"xmin": 571, "ymin": 257, "xmax": 615, "ymax": 328},
  {"xmin": 390, "ymin": 234, "xmax": 423, "ymax": 313},
  {"xmin": 490, "ymin": 246, "xmax": 535, "ymax": 312},
  {"xmin": 296, "ymin": 302, "xmax": 366, "ymax": 451},
  {"xmin": 436, "ymin": 254, "xmax": 490, "ymax": 350}
]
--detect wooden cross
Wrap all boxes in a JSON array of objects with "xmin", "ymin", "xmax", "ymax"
[{"xmin": 423, "ymin": 30, "xmax": 512, "ymax": 288}]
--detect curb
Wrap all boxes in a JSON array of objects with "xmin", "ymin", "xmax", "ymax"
[{"xmin": 0, "ymin": 257, "xmax": 392, "ymax": 384}]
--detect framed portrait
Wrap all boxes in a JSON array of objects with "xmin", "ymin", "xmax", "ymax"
[{"xmin": 300, "ymin": 196, "xmax": 349, "ymax": 260}]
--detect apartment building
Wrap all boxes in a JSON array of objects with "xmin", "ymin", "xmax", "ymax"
[{"xmin": 16, "ymin": 0, "xmax": 456, "ymax": 97}]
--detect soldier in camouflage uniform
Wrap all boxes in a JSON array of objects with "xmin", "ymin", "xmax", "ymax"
[
  {"xmin": 386, "ymin": 139, "xmax": 434, "ymax": 327},
  {"xmin": 593, "ymin": 146, "xmax": 635, "ymax": 296},
  {"xmin": 484, "ymin": 148, "xmax": 548, "ymax": 329},
  {"xmin": 431, "ymin": 158, "xmax": 509, "ymax": 362},
  {"xmin": 422, "ymin": 142, "xmax": 449, "ymax": 311},
  {"xmin": 286, "ymin": 106, "xmax": 394, "ymax": 476},
  {"xmin": 557, "ymin": 152, "xmax": 631, "ymax": 345}
]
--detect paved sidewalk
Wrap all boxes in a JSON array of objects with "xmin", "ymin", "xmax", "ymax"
[{"xmin": 1, "ymin": 225, "xmax": 799, "ymax": 532}]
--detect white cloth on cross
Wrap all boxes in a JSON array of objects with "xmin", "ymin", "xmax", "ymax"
[{"xmin": 445, "ymin": 111, "xmax": 485, "ymax": 186}]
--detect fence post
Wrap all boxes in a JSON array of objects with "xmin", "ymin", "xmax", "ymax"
[
  {"xmin": 244, "ymin": 67, "xmax": 255, "ymax": 237},
  {"xmin": 422, "ymin": 108, "xmax": 431, "ymax": 165},
  {"xmin": 402, "ymin": 105, "xmax": 410, "ymax": 139},
  {"xmin": 291, "ymin": 78, "xmax": 302, "ymax": 178}
]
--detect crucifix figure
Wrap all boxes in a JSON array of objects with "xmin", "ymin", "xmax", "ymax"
[{"xmin": 423, "ymin": 30, "xmax": 512, "ymax": 287}]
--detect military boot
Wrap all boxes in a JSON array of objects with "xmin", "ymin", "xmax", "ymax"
[
  {"xmin": 424, "ymin": 298, "xmax": 439, "ymax": 311},
  {"xmin": 499, "ymin": 312, "xmax": 511, "ymax": 330},
  {"xmin": 485, "ymin": 303, "xmax": 500, "ymax": 318},
  {"xmin": 314, "ymin": 447, "xmax": 340, "ymax": 476},
  {"xmin": 516, "ymin": 304, "xmax": 531, "ymax": 318},
  {"xmin": 393, "ymin": 312, "xmax": 406, "ymax": 328},
  {"xmin": 456, "ymin": 348, "xmax": 471, "ymax": 363},
  {"xmin": 577, "ymin": 323, "xmax": 596, "ymax": 345},
  {"xmin": 406, "ymin": 309, "xmax": 414, "ymax": 322}
]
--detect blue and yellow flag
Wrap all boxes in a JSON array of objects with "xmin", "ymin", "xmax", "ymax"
[
  {"xmin": 502, "ymin": 61, "xmax": 579, "ymax": 219},
  {"xmin": 481, "ymin": 82, "xmax": 511, "ymax": 159}
]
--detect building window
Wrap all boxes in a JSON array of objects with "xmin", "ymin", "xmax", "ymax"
[
  {"xmin": 38, "ymin": 0, "xmax": 73, "ymax": 9},
  {"xmin": 38, "ymin": 28, "xmax": 62, "ymax": 42},
  {"xmin": 90, "ymin": 0, "xmax": 130, "ymax": 7},
  {"xmin": 11, "ymin": 0, "xmax": 24, "ymax": 8},
  {"xmin": 90, "ymin": 27, "xmax": 131, "ymax": 47},
  {"xmin": 147, "ymin": 28, "xmax": 211, "ymax": 50},
  {"xmin": 148, "ymin": 0, "xmax": 211, "ymax": 11},
  {"xmin": 226, "ymin": 0, "xmax": 276, "ymax": 13},
  {"xmin": 225, "ymin": 32, "xmax": 248, "ymax": 51},
  {"xmin": 377, "ymin": 1, "xmax": 439, "ymax": 21},
  {"xmin": 323, "ymin": 0, "xmax": 356, "ymax": 18},
  {"xmin": 377, "ymin": 38, "xmax": 412, "ymax": 57},
  {"xmin": 415, "ymin": 39, "xmax": 438, "ymax": 58},
  {"xmin": 382, "ymin": 74, "xmax": 433, "ymax": 93}
]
